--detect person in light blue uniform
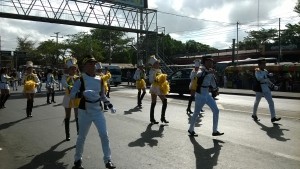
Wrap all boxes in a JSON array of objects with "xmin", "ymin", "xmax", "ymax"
[
  {"xmin": 188, "ymin": 55, "xmax": 224, "ymax": 137},
  {"xmin": 252, "ymin": 58, "xmax": 281, "ymax": 123},
  {"xmin": 70, "ymin": 55, "xmax": 116, "ymax": 169}
]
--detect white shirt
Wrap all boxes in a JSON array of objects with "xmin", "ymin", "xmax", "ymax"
[
  {"xmin": 196, "ymin": 67, "xmax": 217, "ymax": 89},
  {"xmin": 149, "ymin": 68, "xmax": 161, "ymax": 84}
]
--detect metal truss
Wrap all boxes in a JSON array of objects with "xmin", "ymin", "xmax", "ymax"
[{"xmin": 0, "ymin": 0, "xmax": 158, "ymax": 34}]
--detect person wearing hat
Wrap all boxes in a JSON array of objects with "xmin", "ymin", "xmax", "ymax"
[
  {"xmin": 0, "ymin": 67, "xmax": 12, "ymax": 109},
  {"xmin": 70, "ymin": 55, "xmax": 116, "ymax": 169},
  {"xmin": 46, "ymin": 68, "xmax": 58, "ymax": 104},
  {"xmin": 61, "ymin": 57, "xmax": 80, "ymax": 141},
  {"xmin": 186, "ymin": 59, "xmax": 205, "ymax": 115},
  {"xmin": 22, "ymin": 61, "xmax": 40, "ymax": 117},
  {"xmin": 133, "ymin": 59, "xmax": 147, "ymax": 107},
  {"xmin": 188, "ymin": 55, "xmax": 224, "ymax": 137},
  {"xmin": 103, "ymin": 67, "xmax": 111, "ymax": 99},
  {"xmin": 95, "ymin": 62, "xmax": 111, "ymax": 110},
  {"xmin": 148, "ymin": 55, "xmax": 170, "ymax": 124},
  {"xmin": 252, "ymin": 57, "xmax": 281, "ymax": 123}
]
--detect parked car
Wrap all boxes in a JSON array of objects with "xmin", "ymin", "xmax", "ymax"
[{"xmin": 168, "ymin": 68, "xmax": 193, "ymax": 95}]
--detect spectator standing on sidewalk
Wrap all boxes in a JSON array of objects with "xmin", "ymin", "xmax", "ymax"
[
  {"xmin": 126, "ymin": 70, "xmax": 131, "ymax": 86},
  {"xmin": 10, "ymin": 68, "xmax": 18, "ymax": 91},
  {"xmin": 0, "ymin": 67, "xmax": 12, "ymax": 109},
  {"xmin": 70, "ymin": 55, "xmax": 116, "ymax": 169},
  {"xmin": 46, "ymin": 68, "xmax": 58, "ymax": 104},
  {"xmin": 251, "ymin": 58, "xmax": 281, "ymax": 123},
  {"xmin": 22, "ymin": 61, "xmax": 40, "ymax": 117}
]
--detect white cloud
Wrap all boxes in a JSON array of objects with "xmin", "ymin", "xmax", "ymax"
[{"xmin": 0, "ymin": 0, "xmax": 299, "ymax": 51}]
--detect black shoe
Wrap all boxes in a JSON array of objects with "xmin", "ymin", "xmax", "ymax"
[
  {"xmin": 188, "ymin": 130, "xmax": 198, "ymax": 137},
  {"xmin": 186, "ymin": 109, "xmax": 193, "ymax": 115},
  {"xmin": 73, "ymin": 160, "xmax": 84, "ymax": 169},
  {"xmin": 251, "ymin": 115, "xmax": 259, "ymax": 121},
  {"xmin": 47, "ymin": 101, "xmax": 51, "ymax": 104},
  {"xmin": 52, "ymin": 100, "xmax": 56, "ymax": 103},
  {"xmin": 66, "ymin": 136, "xmax": 70, "ymax": 141},
  {"xmin": 150, "ymin": 120, "xmax": 159, "ymax": 124},
  {"xmin": 271, "ymin": 117, "xmax": 281, "ymax": 123},
  {"xmin": 105, "ymin": 161, "xmax": 116, "ymax": 169},
  {"xmin": 161, "ymin": 118, "xmax": 169, "ymax": 123},
  {"xmin": 212, "ymin": 131, "xmax": 224, "ymax": 136}
]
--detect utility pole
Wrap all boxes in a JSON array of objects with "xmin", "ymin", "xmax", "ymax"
[
  {"xmin": 109, "ymin": 10, "xmax": 112, "ymax": 65},
  {"xmin": 0, "ymin": 36, "xmax": 2, "ymax": 67},
  {"xmin": 236, "ymin": 22, "xmax": 239, "ymax": 65},
  {"xmin": 278, "ymin": 18, "xmax": 282, "ymax": 64},
  {"xmin": 232, "ymin": 39, "xmax": 236, "ymax": 65},
  {"xmin": 51, "ymin": 32, "xmax": 63, "ymax": 65}
]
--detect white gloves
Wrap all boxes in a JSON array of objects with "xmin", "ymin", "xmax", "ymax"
[
  {"xmin": 268, "ymin": 73, "xmax": 274, "ymax": 77},
  {"xmin": 274, "ymin": 86, "xmax": 279, "ymax": 90},
  {"xmin": 110, "ymin": 108, "xmax": 116, "ymax": 113}
]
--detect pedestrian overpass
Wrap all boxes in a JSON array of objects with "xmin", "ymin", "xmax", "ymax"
[{"xmin": 0, "ymin": 0, "xmax": 157, "ymax": 34}]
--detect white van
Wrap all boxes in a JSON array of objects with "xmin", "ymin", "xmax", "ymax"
[{"xmin": 102, "ymin": 64, "xmax": 122, "ymax": 86}]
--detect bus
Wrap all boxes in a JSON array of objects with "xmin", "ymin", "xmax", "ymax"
[
  {"xmin": 224, "ymin": 62, "xmax": 300, "ymax": 92},
  {"xmin": 102, "ymin": 64, "xmax": 122, "ymax": 86}
]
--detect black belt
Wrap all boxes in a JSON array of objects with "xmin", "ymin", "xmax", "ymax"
[{"xmin": 85, "ymin": 98, "xmax": 101, "ymax": 103}]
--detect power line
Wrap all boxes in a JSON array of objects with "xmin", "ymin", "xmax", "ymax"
[{"xmin": 157, "ymin": 10, "xmax": 232, "ymax": 24}]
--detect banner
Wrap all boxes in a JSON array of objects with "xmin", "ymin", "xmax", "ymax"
[{"xmin": 102, "ymin": 0, "xmax": 148, "ymax": 8}]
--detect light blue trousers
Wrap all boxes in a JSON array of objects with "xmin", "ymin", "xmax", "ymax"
[
  {"xmin": 253, "ymin": 91, "xmax": 276, "ymax": 118},
  {"xmin": 189, "ymin": 89, "xmax": 220, "ymax": 133},
  {"xmin": 74, "ymin": 103, "xmax": 111, "ymax": 164}
]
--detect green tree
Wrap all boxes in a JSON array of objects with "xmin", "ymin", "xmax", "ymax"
[
  {"xmin": 90, "ymin": 29, "xmax": 133, "ymax": 64},
  {"xmin": 36, "ymin": 40, "xmax": 58, "ymax": 66},
  {"xmin": 295, "ymin": 0, "xmax": 300, "ymax": 14},
  {"xmin": 15, "ymin": 35, "xmax": 36, "ymax": 61},
  {"xmin": 280, "ymin": 23, "xmax": 300, "ymax": 45}
]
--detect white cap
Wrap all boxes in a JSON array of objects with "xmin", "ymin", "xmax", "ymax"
[
  {"xmin": 137, "ymin": 60, "xmax": 144, "ymax": 67},
  {"xmin": 194, "ymin": 59, "xmax": 200, "ymax": 67},
  {"xmin": 65, "ymin": 58, "xmax": 78, "ymax": 68},
  {"xmin": 95, "ymin": 62, "xmax": 102, "ymax": 70},
  {"xmin": 26, "ymin": 61, "xmax": 33, "ymax": 68},
  {"xmin": 148, "ymin": 55, "xmax": 159, "ymax": 65}
]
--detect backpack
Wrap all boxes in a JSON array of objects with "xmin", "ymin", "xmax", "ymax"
[
  {"xmin": 196, "ymin": 71, "xmax": 208, "ymax": 93},
  {"xmin": 252, "ymin": 77, "xmax": 262, "ymax": 92}
]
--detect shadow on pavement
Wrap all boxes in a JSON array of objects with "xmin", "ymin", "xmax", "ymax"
[
  {"xmin": 190, "ymin": 137, "xmax": 225, "ymax": 169},
  {"xmin": 17, "ymin": 140, "xmax": 75, "ymax": 169},
  {"xmin": 187, "ymin": 113, "xmax": 202, "ymax": 127},
  {"xmin": 255, "ymin": 122, "xmax": 290, "ymax": 141},
  {"xmin": 128, "ymin": 124, "xmax": 164, "ymax": 147},
  {"xmin": 0, "ymin": 117, "xmax": 27, "ymax": 131},
  {"xmin": 124, "ymin": 106, "xmax": 142, "ymax": 115}
]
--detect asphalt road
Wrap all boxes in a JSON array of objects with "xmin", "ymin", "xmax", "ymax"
[{"xmin": 0, "ymin": 85, "xmax": 299, "ymax": 169}]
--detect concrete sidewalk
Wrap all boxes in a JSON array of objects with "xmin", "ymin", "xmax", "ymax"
[
  {"xmin": 218, "ymin": 88, "xmax": 300, "ymax": 100},
  {"xmin": 120, "ymin": 82, "xmax": 300, "ymax": 100},
  {"xmin": 9, "ymin": 83, "xmax": 300, "ymax": 100}
]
